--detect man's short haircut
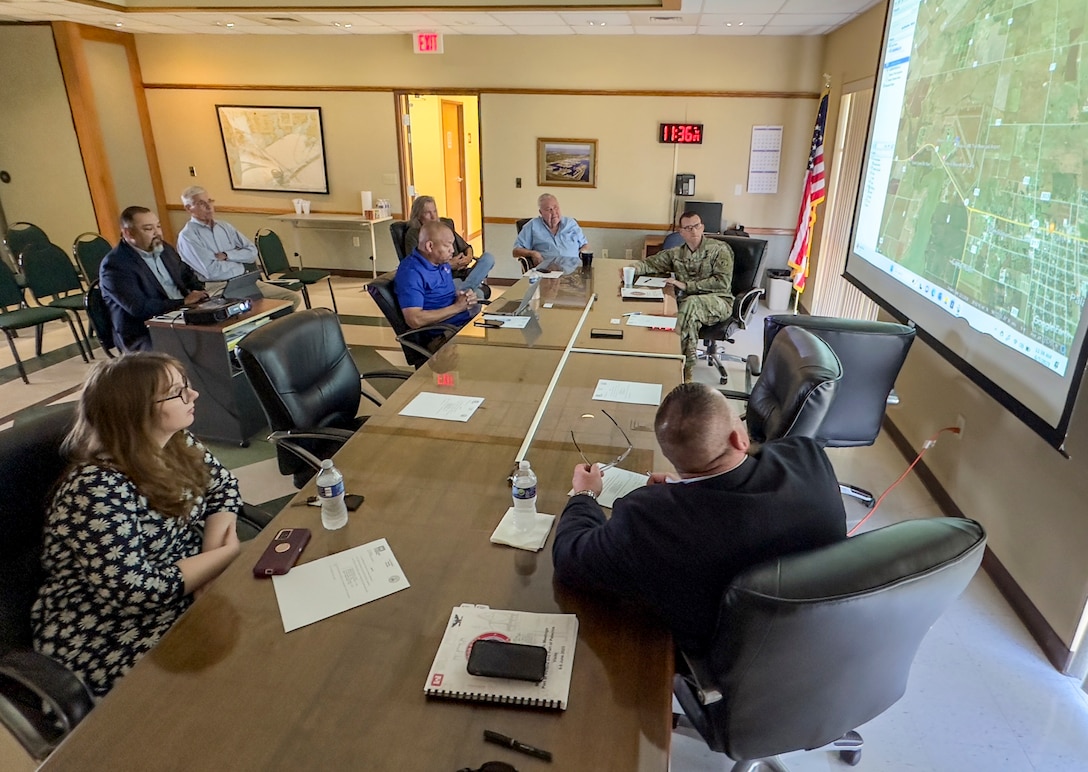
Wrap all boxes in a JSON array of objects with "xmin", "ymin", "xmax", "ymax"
[
  {"xmin": 180, "ymin": 185, "xmax": 207, "ymax": 206},
  {"xmin": 120, "ymin": 206, "xmax": 152, "ymax": 230},
  {"xmin": 679, "ymin": 211, "xmax": 702, "ymax": 224},
  {"xmin": 538, "ymin": 193, "xmax": 558, "ymax": 209},
  {"xmin": 654, "ymin": 382, "xmax": 735, "ymax": 474},
  {"xmin": 419, "ymin": 218, "xmax": 452, "ymax": 246}
]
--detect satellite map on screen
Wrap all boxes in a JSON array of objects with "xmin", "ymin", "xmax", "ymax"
[{"xmin": 869, "ymin": 0, "xmax": 1088, "ymax": 366}]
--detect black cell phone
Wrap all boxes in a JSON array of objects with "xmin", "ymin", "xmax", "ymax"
[
  {"xmin": 590, "ymin": 328, "xmax": 624, "ymax": 339},
  {"xmin": 306, "ymin": 494, "xmax": 364, "ymax": 511},
  {"xmin": 466, "ymin": 639, "xmax": 548, "ymax": 682}
]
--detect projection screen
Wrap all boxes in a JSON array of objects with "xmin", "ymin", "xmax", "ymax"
[{"xmin": 846, "ymin": 0, "xmax": 1088, "ymax": 453}]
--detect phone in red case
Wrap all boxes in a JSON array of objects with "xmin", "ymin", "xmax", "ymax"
[{"xmin": 252, "ymin": 528, "xmax": 310, "ymax": 577}]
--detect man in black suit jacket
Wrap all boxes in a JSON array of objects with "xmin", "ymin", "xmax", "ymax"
[
  {"xmin": 552, "ymin": 382, "xmax": 847, "ymax": 656},
  {"xmin": 100, "ymin": 206, "xmax": 208, "ymax": 352}
]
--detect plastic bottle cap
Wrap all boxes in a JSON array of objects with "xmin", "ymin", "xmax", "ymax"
[
  {"xmin": 519, "ymin": 460, "xmax": 530, "ymax": 470},
  {"xmin": 321, "ymin": 459, "xmax": 333, "ymax": 469}
]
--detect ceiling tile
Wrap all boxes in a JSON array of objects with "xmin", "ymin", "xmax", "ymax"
[
  {"xmin": 506, "ymin": 26, "xmax": 575, "ymax": 35},
  {"xmin": 765, "ymin": 13, "xmax": 850, "ymax": 26},
  {"xmin": 701, "ymin": 0, "xmax": 786, "ymax": 12},
  {"xmin": 490, "ymin": 12, "xmax": 566, "ymax": 25}
]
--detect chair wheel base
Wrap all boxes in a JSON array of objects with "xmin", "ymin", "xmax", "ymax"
[{"xmin": 839, "ymin": 749, "xmax": 862, "ymax": 766}]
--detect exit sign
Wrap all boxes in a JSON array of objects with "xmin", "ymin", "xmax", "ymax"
[{"xmin": 413, "ymin": 31, "xmax": 443, "ymax": 54}]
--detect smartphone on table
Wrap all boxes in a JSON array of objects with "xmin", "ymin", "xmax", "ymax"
[{"xmin": 252, "ymin": 528, "xmax": 311, "ymax": 577}]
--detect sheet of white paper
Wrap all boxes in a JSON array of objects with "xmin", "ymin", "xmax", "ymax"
[
  {"xmin": 592, "ymin": 379, "xmax": 663, "ymax": 406},
  {"xmin": 272, "ymin": 538, "xmax": 410, "ymax": 632},
  {"xmin": 568, "ymin": 467, "xmax": 649, "ymax": 509},
  {"xmin": 625, "ymin": 314, "xmax": 676, "ymax": 330},
  {"xmin": 482, "ymin": 314, "xmax": 531, "ymax": 329},
  {"xmin": 621, "ymin": 287, "xmax": 665, "ymax": 300},
  {"xmin": 635, "ymin": 276, "xmax": 668, "ymax": 288},
  {"xmin": 399, "ymin": 392, "xmax": 484, "ymax": 422}
]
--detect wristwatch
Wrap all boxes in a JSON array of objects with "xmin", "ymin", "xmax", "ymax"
[{"xmin": 571, "ymin": 490, "xmax": 599, "ymax": 500}]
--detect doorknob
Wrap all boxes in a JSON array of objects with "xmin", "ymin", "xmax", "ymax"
[{"xmin": 456, "ymin": 177, "xmax": 464, "ymax": 182}]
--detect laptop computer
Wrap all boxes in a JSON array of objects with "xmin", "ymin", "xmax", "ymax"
[
  {"xmin": 492, "ymin": 280, "xmax": 539, "ymax": 316},
  {"xmin": 213, "ymin": 270, "xmax": 262, "ymax": 300}
]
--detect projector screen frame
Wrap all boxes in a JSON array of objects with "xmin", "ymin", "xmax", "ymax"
[{"xmin": 842, "ymin": 0, "xmax": 1086, "ymax": 457}]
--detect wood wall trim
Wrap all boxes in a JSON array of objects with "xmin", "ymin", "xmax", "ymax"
[
  {"xmin": 882, "ymin": 415, "xmax": 1075, "ymax": 673},
  {"xmin": 52, "ymin": 21, "xmax": 120, "ymax": 242},
  {"xmin": 142, "ymin": 82, "xmax": 820, "ymax": 101},
  {"xmin": 74, "ymin": 2, "xmax": 689, "ymax": 14},
  {"xmin": 164, "ymin": 203, "xmax": 404, "ymax": 219},
  {"xmin": 484, "ymin": 216, "xmax": 792, "ymax": 236}
]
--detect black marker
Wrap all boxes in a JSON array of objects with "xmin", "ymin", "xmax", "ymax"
[
  {"xmin": 474, "ymin": 321, "xmax": 503, "ymax": 328},
  {"xmin": 483, "ymin": 730, "xmax": 552, "ymax": 762}
]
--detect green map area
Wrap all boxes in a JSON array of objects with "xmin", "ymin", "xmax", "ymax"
[{"xmin": 878, "ymin": 0, "xmax": 1088, "ymax": 356}]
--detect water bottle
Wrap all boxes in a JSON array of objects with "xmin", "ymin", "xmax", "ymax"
[
  {"xmin": 511, "ymin": 459, "xmax": 538, "ymax": 533},
  {"xmin": 316, "ymin": 459, "xmax": 348, "ymax": 531}
]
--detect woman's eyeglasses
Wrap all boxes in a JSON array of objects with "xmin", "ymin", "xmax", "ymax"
[
  {"xmin": 570, "ymin": 410, "xmax": 633, "ymax": 471},
  {"xmin": 156, "ymin": 379, "xmax": 192, "ymax": 405}
]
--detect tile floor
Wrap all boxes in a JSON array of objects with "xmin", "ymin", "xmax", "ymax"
[{"xmin": 2, "ymin": 277, "xmax": 1087, "ymax": 771}]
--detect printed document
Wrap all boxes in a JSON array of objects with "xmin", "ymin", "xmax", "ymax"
[
  {"xmin": 272, "ymin": 538, "xmax": 410, "ymax": 632},
  {"xmin": 625, "ymin": 314, "xmax": 676, "ymax": 330},
  {"xmin": 399, "ymin": 392, "xmax": 484, "ymax": 422},
  {"xmin": 635, "ymin": 276, "xmax": 668, "ymax": 288},
  {"xmin": 482, "ymin": 314, "xmax": 531, "ymax": 329},
  {"xmin": 568, "ymin": 466, "xmax": 648, "ymax": 509},
  {"xmin": 593, "ymin": 379, "xmax": 663, "ymax": 406}
]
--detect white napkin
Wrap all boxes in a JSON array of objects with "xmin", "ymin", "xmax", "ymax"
[{"xmin": 489, "ymin": 507, "xmax": 556, "ymax": 551}]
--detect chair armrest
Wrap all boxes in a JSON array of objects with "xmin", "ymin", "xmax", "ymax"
[
  {"xmin": 359, "ymin": 370, "xmax": 411, "ymax": 407},
  {"xmin": 0, "ymin": 649, "xmax": 95, "ymax": 760},
  {"xmin": 734, "ymin": 286, "xmax": 766, "ymax": 330},
  {"xmin": 515, "ymin": 255, "xmax": 531, "ymax": 274},
  {"xmin": 396, "ymin": 324, "xmax": 458, "ymax": 362},
  {"xmin": 677, "ymin": 650, "xmax": 723, "ymax": 706},
  {"xmin": 267, "ymin": 429, "xmax": 355, "ymax": 472},
  {"xmin": 237, "ymin": 503, "xmax": 275, "ymax": 540}
]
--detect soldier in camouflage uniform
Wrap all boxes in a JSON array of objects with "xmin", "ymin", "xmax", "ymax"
[{"xmin": 630, "ymin": 212, "xmax": 734, "ymax": 381}]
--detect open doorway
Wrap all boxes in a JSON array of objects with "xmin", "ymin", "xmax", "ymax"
[{"xmin": 395, "ymin": 93, "xmax": 483, "ymax": 254}]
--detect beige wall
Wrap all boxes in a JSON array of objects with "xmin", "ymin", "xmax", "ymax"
[
  {"xmin": 0, "ymin": 25, "xmax": 96, "ymax": 253},
  {"xmin": 824, "ymin": 2, "xmax": 1088, "ymax": 656},
  {"xmin": 136, "ymin": 33, "xmax": 823, "ymax": 276},
  {"xmin": 83, "ymin": 39, "xmax": 157, "ymax": 210}
]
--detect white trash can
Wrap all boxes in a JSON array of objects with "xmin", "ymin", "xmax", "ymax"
[{"xmin": 765, "ymin": 269, "xmax": 793, "ymax": 311}]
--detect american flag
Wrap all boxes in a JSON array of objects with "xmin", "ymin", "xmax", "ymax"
[{"xmin": 787, "ymin": 89, "xmax": 829, "ymax": 293}]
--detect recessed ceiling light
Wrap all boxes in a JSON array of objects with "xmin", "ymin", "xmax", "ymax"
[
  {"xmin": 114, "ymin": 21, "xmax": 123, "ymax": 27},
  {"xmin": 726, "ymin": 22, "xmax": 732, "ymax": 27},
  {"xmin": 226, "ymin": 22, "xmax": 234, "ymax": 28},
  {"xmin": 649, "ymin": 16, "xmax": 682, "ymax": 23}
]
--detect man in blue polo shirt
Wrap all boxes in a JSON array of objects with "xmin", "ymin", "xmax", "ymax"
[
  {"xmin": 395, "ymin": 220, "xmax": 480, "ymax": 345},
  {"xmin": 513, "ymin": 193, "xmax": 589, "ymax": 271}
]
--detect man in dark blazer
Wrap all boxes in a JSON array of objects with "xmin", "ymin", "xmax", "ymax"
[
  {"xmin": 100, "ymin": 206, "xmax": 209, "ymax": 352},
  {"xmin": 552, "ymin": 382, "xmax": 847, "ymax": 657}
]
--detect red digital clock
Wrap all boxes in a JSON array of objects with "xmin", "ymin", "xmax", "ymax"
[{"xmin": 659, "ymin": 123, "xmax": 704, "ymax": 144}]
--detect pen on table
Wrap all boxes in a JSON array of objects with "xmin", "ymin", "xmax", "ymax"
[
  {"xmin": 483, "ymin": 730, "xmax": 552, "ymax": 762},
  {"xmin": 621, "ymin": 311, "xmax": 642, "ymax": 317}
]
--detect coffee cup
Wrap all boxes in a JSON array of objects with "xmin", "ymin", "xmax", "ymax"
[
  {"xmin": 622, "ymin": 266, "xmax": 635, "ymax": 288},
  {"xmin": 581, "ymin": 252, "xmax": 594, "ymax": 268}
]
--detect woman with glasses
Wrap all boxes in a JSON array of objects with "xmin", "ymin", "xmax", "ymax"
[{"xmin": 31, "ymin": 352, "xmax": 242, "ymax": 697}]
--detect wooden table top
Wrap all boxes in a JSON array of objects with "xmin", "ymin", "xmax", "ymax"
[{"xmin": 42, "ymin": 285, "xmax": 680, "ymax": 772}]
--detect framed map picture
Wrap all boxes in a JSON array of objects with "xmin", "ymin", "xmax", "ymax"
[
  {"xmin": 537, "ymin": 138, "xmax": 597, "ymax": 188},
  {"xmin": 216, "ymin": 105, "xmax": 329, "ymax": 193}
]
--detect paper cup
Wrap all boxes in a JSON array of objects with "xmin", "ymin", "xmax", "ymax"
[
  {"xmin": 292, "ymin": 198, "xmax": 303, "ymax": 214},
  {"xmin": 301, "ymin": 200, "xmax": 311, "ymax": 215},
  {"xmin": 622, "ymin": 266, "xmax": 635, "ymax": 288}
]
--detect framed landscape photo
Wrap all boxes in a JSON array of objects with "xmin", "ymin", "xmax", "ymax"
[
  {"xmin": 216, "ymin": 105, "xmax": 329, "ymax": 194},
  {"xmin": 537, "ymin": 138, "xmax": 597, "ymax": 188}
]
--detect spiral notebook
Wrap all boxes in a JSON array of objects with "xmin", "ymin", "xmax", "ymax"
[{"xmin": 423, "ymin": 604, "xmax": 578, "ymax": 710}]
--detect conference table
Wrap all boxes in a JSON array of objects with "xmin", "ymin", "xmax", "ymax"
[{"xmin": 42, "ymin": 262, "xmax": 684, "ymax": 771}]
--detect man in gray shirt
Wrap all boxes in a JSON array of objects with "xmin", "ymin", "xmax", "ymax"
[{"xmin": 176, "ymin": 186, "xmax": 300, "ymax": 309}]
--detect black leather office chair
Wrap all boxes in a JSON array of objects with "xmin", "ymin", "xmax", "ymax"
[
  {"xmin": 84, "ymin": 280, "xmax": 115, "ymax": 358},
  {"xmin": 366, "ymin": 272, "xmax": 458, "ymax": 369},
  {"xmin": 697, "ymin": 235, "xmax": 768, "ymax": 387},
  {"xmin": 0, "ymin": 405, "xmax": 94, "ymax": 760},
  {"xmin": 744, "ymin": 325, "xmax": 842, "ymax": 445},
  {"xmin": 236, "ymin": 308, "xmax": 410, "ymax": 487},
  {"xmin": 389, "ymin": 220, "xmax": 410, "ymax": 261},
  {"xmin": 674, "ymin": 517, "xmax": 985, "ymax": 770},
  {"xmin": 514, "ymin": 218, "xmax": 532, "ymax": 273},
  {"xmin": 762, "ymin": 315, "xmax": 916, "ymax": 506}
]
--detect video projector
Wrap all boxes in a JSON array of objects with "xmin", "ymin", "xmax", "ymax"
[{"xmin": 182, "ymin": 297, "xmax": 252, "ymax": 325}]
